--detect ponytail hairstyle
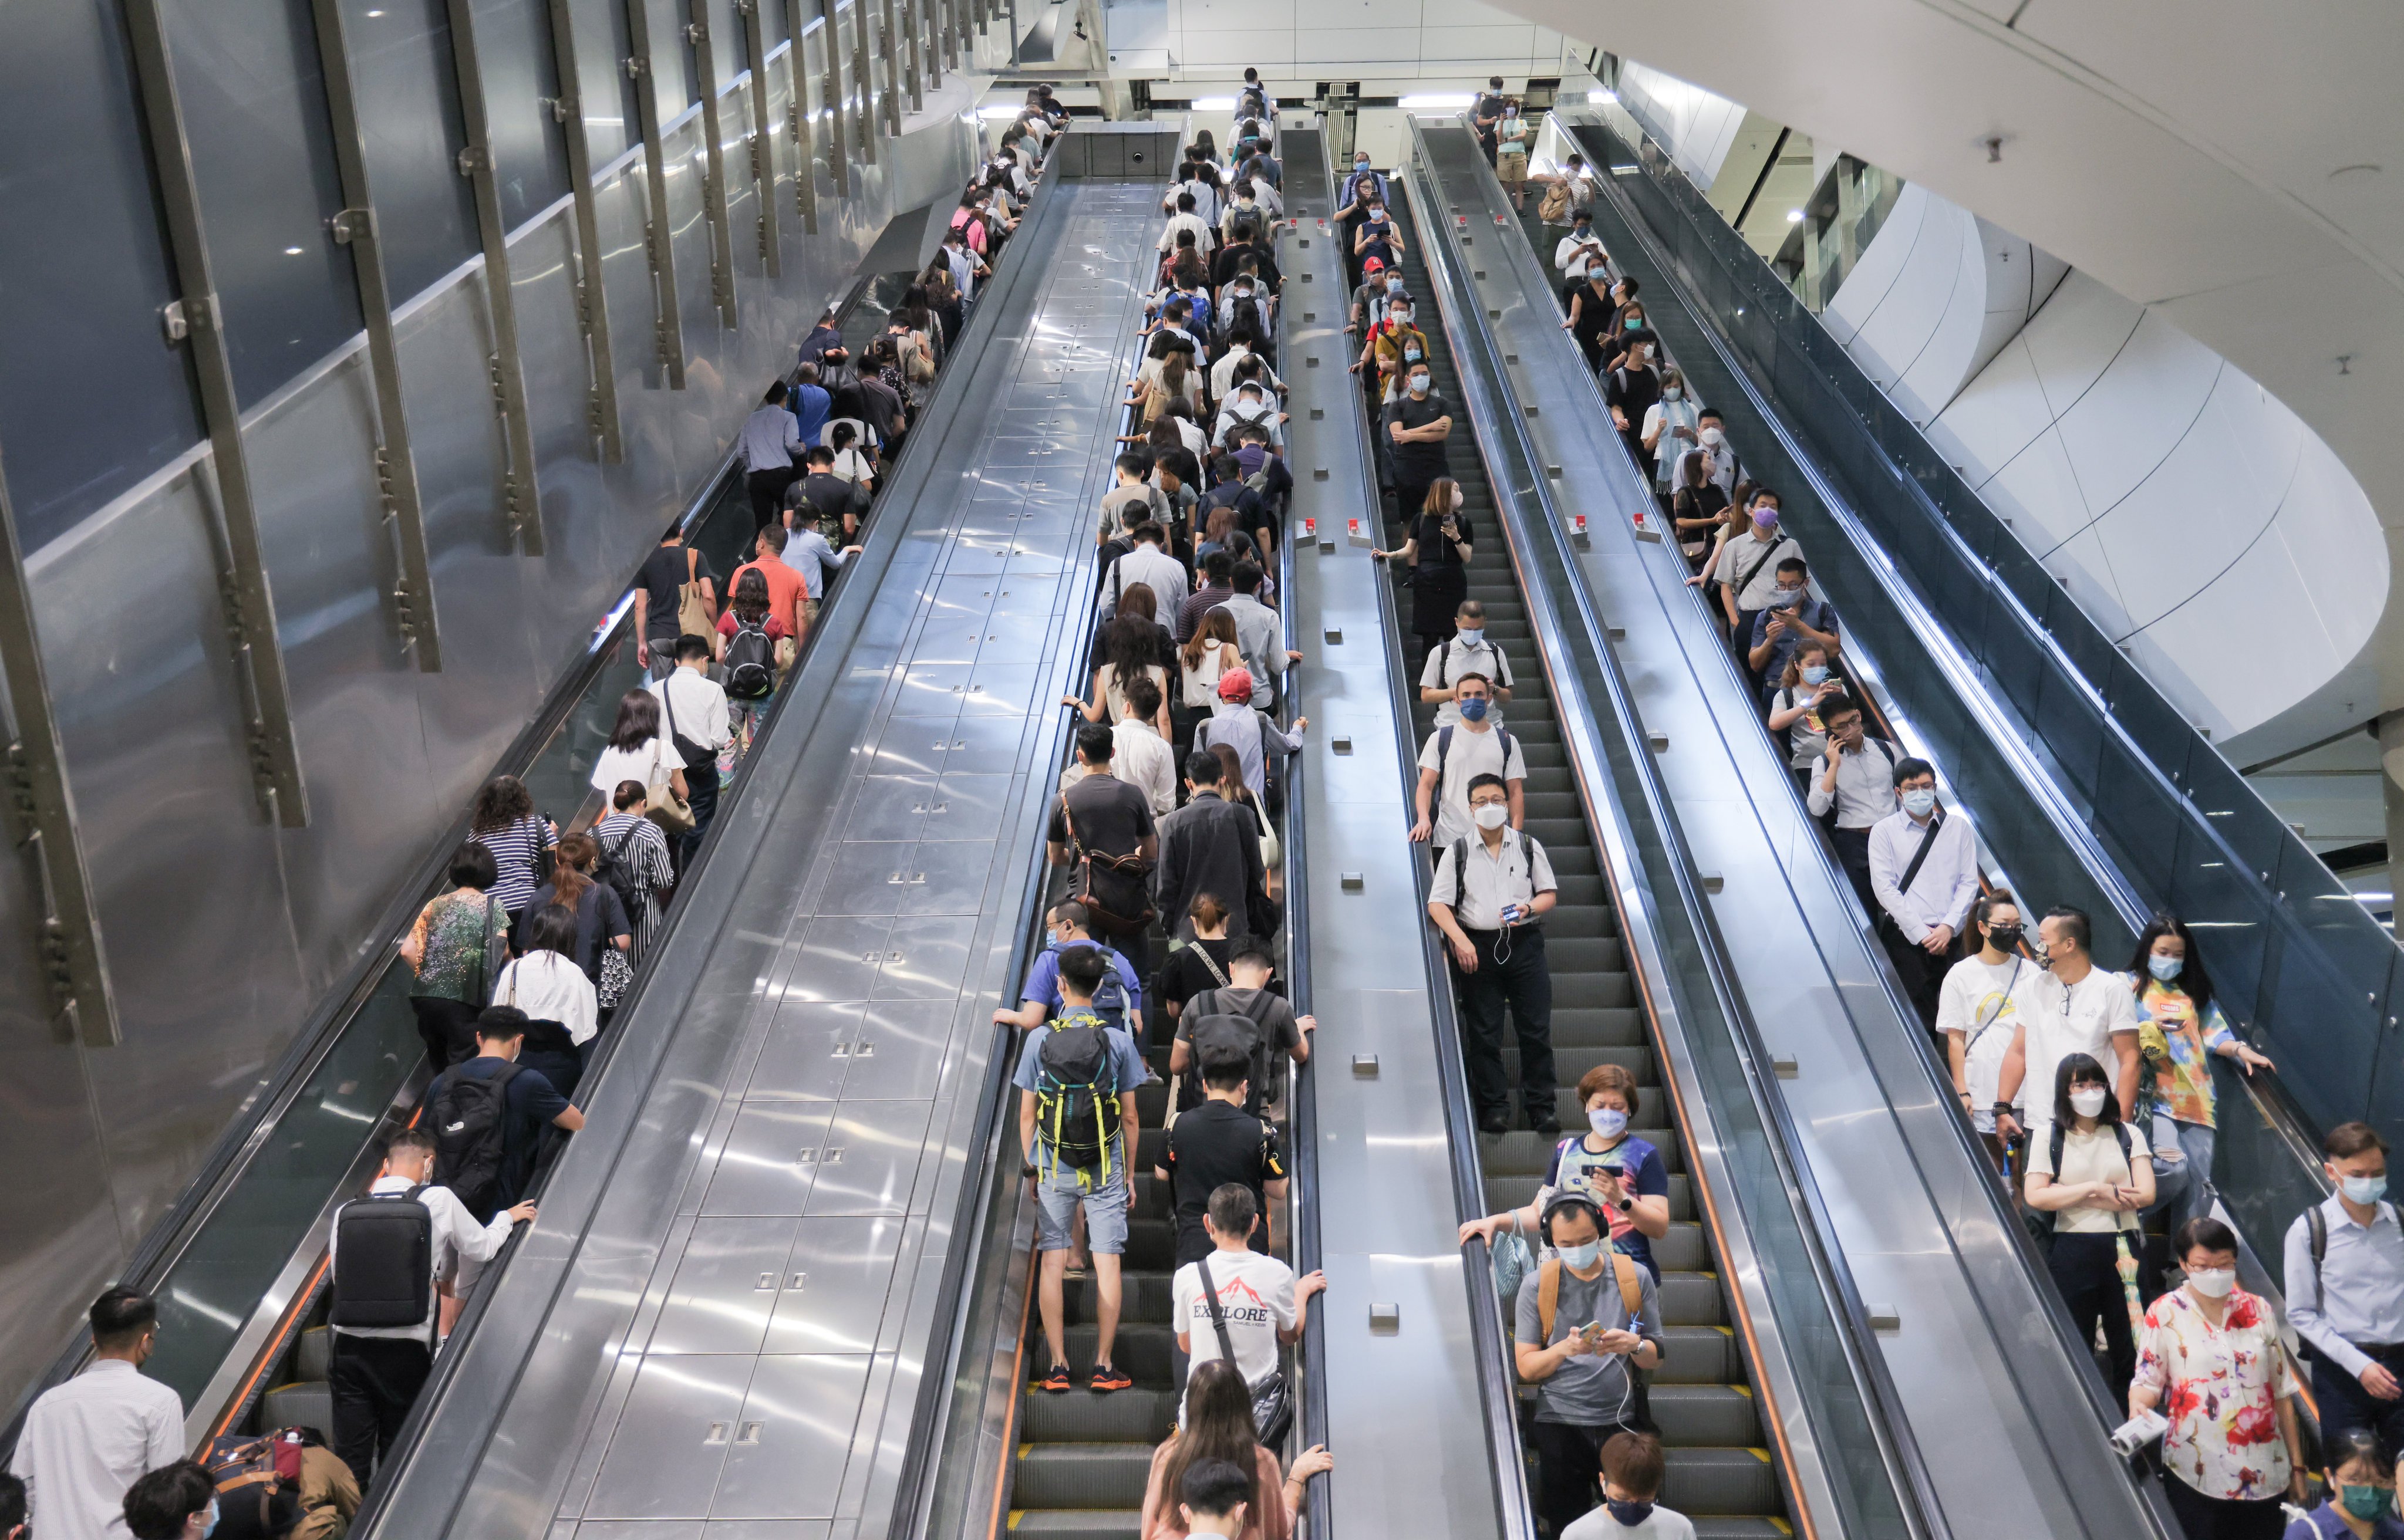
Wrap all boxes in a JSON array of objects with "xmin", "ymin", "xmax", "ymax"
[{"xmin": 552, "ymin": 832, "xmax": 599, "ymax": 916}]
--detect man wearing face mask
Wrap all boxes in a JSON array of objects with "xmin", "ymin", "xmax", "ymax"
[
  {"xmin": 120, "ymin": 1463, "xmax": 219, "ymax": 1540},
  {"xmin": 1348, "ymin": 255, "xmax": 1402, "ymax": 335},
  {"xmin": 1421, "ymin": 599, "xmax": 1516, "ymax": 727},
  {"xmin": 1867, "ymin": 759, "xmax": 1980, "ymax": 1029},
  {"xmin": 1561, "ymin": 1432, "xmax": 1696, "ymax": 1540},
  {"xmin": 11, "ymin": 1288, "xmax": 184, "ymax": 1540},
  {"xmin": 1745, "ymin": 558, "xmax": 1840, "ymax": 693},
  {"xmin": 1513, "ymin": 1194, "xmax": 1664, "ymax": 1536},
  {"xmin": 1430, "ymin": 772, "xmax": 1559, "ymax": 1133},
  {"xmin": 1556, "ymin": 213, "xmax": 1610, "ymax": 307},
  {"xmin": 2284, "ymin": 1122, "xmax": 2404, "ymax": 1471},
  {"xmin": 1380, "ymin": 363, "xmax": 1452, "ymax": 525},
  {"xmin": 1210, "ymin": 325, "xmax": 1284, "ymax": 401},
  {"xmin": 1805, "ymin": 698, "xmax": 1897, "ymax": 911},
  {"xmin": 1213, "ymin": 380, "xmax": 1285, "ymax": 451},
  {"xmin": 1994, "ymin": 906, "xmax": 2140, "ymax": 1148},
  {"xmin": 1691, "ymin": 408, "xmax": 1739, "ymax": 495},
  {"xmin": 1340, "ymin": 151, "xmax": 1387, "ymax": 211},
  {"xmin": 1471, "ymin": 76, "xmax": 1506, "ymax": 164},
  {"xmin": 1708, "ymin": 491, "xmax": 1801, "ymax": 638}
]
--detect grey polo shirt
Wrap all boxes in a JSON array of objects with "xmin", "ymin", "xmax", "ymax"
[
  {"xmin": 1712, "ymin": 532, "xmax": 1803, "ymax": 612},
  {"xmin": 1431, "ymin": 828, "xmax": 1557, "ymax": 932}
]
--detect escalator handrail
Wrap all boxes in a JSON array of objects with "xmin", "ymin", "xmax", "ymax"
[
  {"xmin": 348, "ymin": 151, "xmax": 1089, "ymax": 1540},
  {"xmin": 1316, "ymin": 133, "xmax": 1540, "ymax": 1540},
  {"xmin": 1397, "ymin": 117, "xmax": 1944, "ymax": 1540},
  {"xmin": 1559, "ymin": 110, "xmax": 2354, "ymax": 1159},
  {"xmin": 1553, "ymin": 106, "xmax": 2335, "ymax": 1315}
]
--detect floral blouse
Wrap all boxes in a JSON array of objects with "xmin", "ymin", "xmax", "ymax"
[
  {"xmin": 2134, "ymin": 1287, "xmax": 2294, "ymax": 1500},
  {"xmin": 408, "ymin": 889, "xmax": 510, "ymax": 1003}
]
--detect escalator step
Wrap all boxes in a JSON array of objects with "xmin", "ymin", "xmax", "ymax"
[
  {"xmin": 1664, "ymin": 1448, "xmax": 1783, "ymax": 1517},
  {"xmin": 1549, "ymin": 1044, "xmax": 1650, "ymax": 1080},
  {"xmin": 1656, "ymin": 1323, "xmax": 1740, "ymax": 1384},
  {"xmin": 1549, "ymin": 972, "xmax": 1634, "ymax": 1009},
  {"xmin": 1005, "ymin": 1511, "xmax": 1144, "ymax": 1539},
  {"xmin": 1057, "ymin": 1323, "xmax": 1178, "ymax": 1383},
  {"xmin": 1545, "ymin": 938, "xmax": 1624, "ymax": 973},
  {"xmin": 1020, "ymin": 1386, "xmax": 1179, "ymax": 1441},
  {"xmin": 1651, "ymin": 1384, "xmax": 1761, "ymax": 1446},
  {"xmin": 1655, "ymin": 1272, "xmax": 1729, "ymax": 1329},
  {"xmin": 1058, "ymin": 1274, "xmax": 1176, "ymax": 1324},
  {"xmin": 1011, "ymin": 1444, "xmax": 1155, "ymax": 1509}
]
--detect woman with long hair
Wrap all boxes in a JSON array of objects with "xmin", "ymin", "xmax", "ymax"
[
  {"xmin": 517, "ymin": 830, "xmax": 633, "ymax": 1012},
  {"xmin": 586, "ymin": 686, "xmax": 687, "ymax": 823},
  {"xmin": 468, "ymin": 773, "xmax": 556, "ymax": 925},
  {"xmin": 490, "ymin": 902, "xmax": 596, "ymax": 1095},
  {"xmin": 400, "ymin": 842, "xmax": 512, "ymax": 1069},
  {"xmin": 1937, "ymin": 889, "xmax": 2027, "ymax": 1168},
  {"xmin": 1139, "ymin": 1360, "xmax": 1329, "ymax": 1540},
  {"xmin": 1670, "ymin": 439, "xmax": 1731, "ymax": 566},
  {"xmin": 1368, "ymin": 479, "xmax": 1472, "ymax": 655},
  {"xmin": 2026, "ymin": 1051, "xmax": 2153, "ymax": 1391},
  {"xmin": 1765, "ymin": 639, "xmax": 1843, "ymax": 783},
  {"xmin": 2127, "ymin": 914, "xmax": 2272, "ymax": 1234},
  {"xmin": 1068, "ymin": 604, "xmax": 1174, "ymax": 739},
  {"xmin": 1178, "ymin": 608, "xmax": 1243, "ymax": 754}
]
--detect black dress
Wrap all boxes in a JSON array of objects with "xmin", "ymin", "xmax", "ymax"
[
  {"xmin": 1409, "ymin": 510, "xmax": 1471, "ymax": 646},
  {"xmin": 1569, "ymin": 282, "xmax": 1615, "ymax": 372}
]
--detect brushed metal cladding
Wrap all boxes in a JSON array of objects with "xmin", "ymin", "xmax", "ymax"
[
  {"xmin": 1271, "ymin": 137, "xmax": 1505, "ymax": 1540},
  {"xmin": 336, "ymin": 0, "xmax": 484, "ymax": 303},
  {"xmin": 463, "ymin": 0, "xmax": 574, "ymax": 226},
  {"xmin": 0, "ymin": 35, "xmax": 972, "ymax": 1412},
  {"xmin": 358, "ymin": 175, "xmax": 1155, "ymax": 1539},
  {"xmin": 1410, "ymin": 125, "xmax": 2166, "ymax": 1540}
]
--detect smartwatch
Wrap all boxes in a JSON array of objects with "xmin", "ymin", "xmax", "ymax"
[{"xmin": 1615, "ymin": 1196, "xmax": 1634, "ymax": 1214}]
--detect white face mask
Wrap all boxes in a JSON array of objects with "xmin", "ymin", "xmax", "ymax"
[
  {"xmin": 2186, "ymin": 1267, "xmax": 2237, "ymax": 1298},
  {"xmin": 2069, "ymin": 1087, "xmax": 2109, "ymax": 1118},
  {"xmin": 1555, "ymin": 1240, "xmax": 1601, "ymax": 1269},
  {"xmin": 1408, "ymin": 376, "xmax": 1430, "ymax": 397},
  {"xmin": 1700, "ymin": 427, "xmax": 1724, "ymax": 447},
  {"xmin": 1472, "ymin": 802, "xmax": 1509, "ymax": 830}
]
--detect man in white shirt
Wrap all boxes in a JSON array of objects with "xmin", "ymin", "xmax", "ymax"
[
  {"xmin": 1995, "ymin": 906, "xmax": 2140, "ymax": 1144},
  {"xmin": 1172, "ymin": 1185, "xmax": 1321, "ymax": 1391},
  {"xmin": 1690, "ymin": 410, "xmax": 1738, "ymax": 495},
  {"xmin": 9, "ymin": 1289, "xmax": 183, "ymax": 1540},
  {"xmin": 1867, "ymin": 758, "xmax": 1980, "ymax": 1029},
  {"xmin": 1103, "ymin": 522, "xmax": 1188, "ymax": 623},
  {"xmin": 1555, "ymin": 212, "xmax": 1609, "ymax": 299},
  {"xmin": 1411, "ymin": 674, "xmax": 1526, "ymax": 846},
  {"xmin": 1429, "ymin": 772, "xmax": 1562, "ymax": 1134},
  {"xmin": 1158, "ymin": 191, "xmax": 1215, "ymax": 255},
  {"xmin": 326, "ymin": 1127, "xmax": 534, "ymax": 1484},
  {"xmin": 1210, "ymin": 332, "xmax": 1284, "ymax": 401},
  {"xmin": 1062, "ymin": 676, "xmax": 1177, "ymax": 816},
  {"xmin": 1420, "ymin": 599, "xmax": 1515, "ymax": 727},
  {"xmin": 737, "ymin": 380, "xmax": 804, "ymax": 533},
  {"xmin": 650, "ymin": 636, "xmax": 735, "ymax": 865}
]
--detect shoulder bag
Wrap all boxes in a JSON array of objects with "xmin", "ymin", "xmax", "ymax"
[
  {"xmin": 675, "ymin": 546, "xmax": 714, "ymax": 638},
  {"xmin": 1060, "ymin": 794, "xmax": 1155, "ymax": 934},
  {"xmin": 642, "ymin": 740, "xmax": 696, "ymax": 835},
  {"xmin": 1196, "ymin": 1254, "xmax": 1292, "ymax": 1445}
]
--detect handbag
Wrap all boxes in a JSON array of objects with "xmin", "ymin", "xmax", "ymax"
[
  {"xmin": 1249, "ymin": 792, "xmax": 1280, "ymax": 870},
  {"xmin": 1060, "ymin": 795, "xmax": 1155, "ymax": 934},
  {"xmin": 642, "ymin": 741, "xmax": 695, "ymax": 835},
  {"xmin": 596, "ymin": 944, "xmax": 633, "ymax": 1009},
  {"xmin": 1196, "ymin": 1254, "xmax": 1292, "ymax": 1446},
  {"xmin": 675, "ymin": 546, "xmax": 713, "ymax": 638}
]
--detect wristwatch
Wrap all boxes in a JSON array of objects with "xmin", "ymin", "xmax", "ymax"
[{"xmin": 1615, "ymin": 1195, "xmax": 1634, "ymax": 1214}]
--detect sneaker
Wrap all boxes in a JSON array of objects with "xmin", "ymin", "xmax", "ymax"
[
  {"xmin": 1089, "ymin": 1363, "xmax": 1133, "ymax": 1393},
  {"xmin": 1039, "ymin": 1363, "xmax": 1073, "ymax": 1394}
]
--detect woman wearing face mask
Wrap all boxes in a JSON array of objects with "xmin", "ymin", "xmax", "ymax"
[
  {"xmin": 1765, "ymin": 640, "xmax": 1842, "ymax": 786},
  {"xmin": 2133, "ymin": 1217, "xmax": 2307, "ymax": 1538},
  {"xmin": 1457, "ymin": 1065, "xmax": 1674, "ymax": 1282},
  {"xmin": 2129, "ymin": 916, "xmax": 2272, "ymax": 1236},
  {"xmin": 1603, "ymin": 335, "xmax": 1662, "ymax": 464},
  {"xmin": 1370, "ymin": 479, "xmax": 1474, "ymax": 655},
  {"xmin": 1358, "ymin": 298, "xmax": 1427, "ymax": 403},
  {"xmin": 1353, "ymin": 201, "xmax": 1402, "ymax": 272},
  {"xmin": 1562, "ymin": 266, "xmax": 1619, "ymax": 373},
  {"xmin": 1669, "ymin": 449, "xmax": 1729, "ymax": 566},
  {"xmin": 1601, "ymin": 306, "xmax": 1651, "ymax": 376},
  {"xmin": 1638, "ymin": 367, "xmax": 1700, "ymax": 504},
  {"xmin": 1937, "ymin": 889, "xmax": 2027, "ymax": 1168},
  {"xmin": 1496, "ymin": 97, "xmax": 1533, "ymax": 208},
  {"xmin": 2027, "ymin": 1052, "xmax": 2154, "ymax": 1391},
  {"xmin": 2283, "ymin": 1427, "xmax": 2402, "ymax": 1540}
]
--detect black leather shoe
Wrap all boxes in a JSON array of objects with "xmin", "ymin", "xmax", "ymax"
[
  {"xmin": 1477, "ymin": 1112, "xmax": 1512, "ymax": 1136},
  {"xmin": 1530, "ymin": 1112, "xmax": 1562, "ymax": 1136}
]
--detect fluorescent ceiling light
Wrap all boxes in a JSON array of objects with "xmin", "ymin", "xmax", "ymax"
[
  {"xmin": 1191, "ymin": 96, "xmax": 1236, "ymax": 110},
  {"xmin": 1785, "ymin": 208, "xmax": 1803, "ymax": 222},
  {"xmin": 1400, "ymin": 93, "xmax": 1475, "ymax": 109}
]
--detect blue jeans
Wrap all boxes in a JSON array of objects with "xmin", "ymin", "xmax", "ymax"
[{"xmin": 2146, "ymin": 1119, "xmax": 2217, "ymax": 1240}]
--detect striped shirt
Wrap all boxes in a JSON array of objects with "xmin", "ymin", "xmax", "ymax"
[
  {"xmin": 474, "ymin": 816, "xmax": 555, "ymax": 913},
  {"xmin": 593, "ymin": 813, "xmax": 675, "ymax": 960}
]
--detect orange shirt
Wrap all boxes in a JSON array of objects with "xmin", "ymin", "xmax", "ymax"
[{"xmin": 732, "ymin": 556, "xmax": 807, "ymax": 640}]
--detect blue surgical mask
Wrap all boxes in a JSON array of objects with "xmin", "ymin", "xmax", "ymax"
[
  {"xmin": 1901, "ymin": 788, "xmax": 1938, "ymax": 818},
  {"xmin": 1801, "ymin": 666, "xmax": 1829, "ymax": 685},
  {"xmin": 1455, "ymin": 627, "xmax": 1483, "ymax": 646},
  {"xmin": 201, "ymin": 1499, "xmax": 221, "ymax": 1540},
  {"xmin": 1457, "ymin": 696, "xmax": 1490, "ymax": 722},
  {"xmin": 2342, "ymin": 1174, "xmax": 2389, "ymax": 1205},
  {"xmin": 1606, "ymin": 1500, "xmax": 1656, "ymax": 1528},
  {"xmin": 2148, "ymin": 955, "xmax": 2183, "ymax": 982},
  {"xmin": 1588, "ymin": 1106, "xmax": 1628, "ymax": 1139},
  {"xmin": 1556, "ymin": 1240, "xmax": 1601, "ymax": 1269}
]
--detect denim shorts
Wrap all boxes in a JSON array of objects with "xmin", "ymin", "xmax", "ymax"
[{"xmin": 1034, "ymin": 1167, "xmax": 1131, "ymax": 1255}]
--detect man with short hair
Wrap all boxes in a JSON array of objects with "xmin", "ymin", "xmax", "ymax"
[
  {"xmin": 738, "ymin": 380, "xmax": 805, "ymax": 533},
  {"xmin": 1867, "ymin": 758, "xmax": 1978, "ymax": 1028},
  {"xmin": 1556, "ymin": 211, "xmax": 1609, "ymax": 305},
  {"xmin": 1339, "ymin": 149, "xmax": 1387, "ymax": 211},
  {"xmin": 1158, "ymin": 1060, "xmax": 1292, "ymax": 1267},
  {"xmin": 1100, "ymin": 450, "xmax": 1171, "ymax": 544},
  {"xmin": 1154, "ymin": 749, "xmax": 1272, "ymax": 941},
  {"xmin": 1412, "ymin": 674, "xmax": 1525, "ymax": 846},
  {"xmin": 732, "ymin": 522, "xmax": 808, "ymax": 640},
  {"xmin": 2285, "ymin": 1122, "xmax": 2404, "ymax": 1471},
  {"xmin": 650, "ymin": 634, "xmax": 734, "ymax": 865},
  {"xmin": 1994, "ymin": 907, "xmax": 2140, "ymax": 1145},
  {"xmin": 1431, "ymin": 771, "xmax": 1561, "ymax": 1133},
  {"xmin": 1804, "ymin": 697, "xmax": 1896, "ymax": 911},
  {"xmin": 9, "ymin": 1289, "xmax": 183, "ymax": 1540},
  {"xmin": 1169, "ymin": 1184, "xmax": 1323, "ymax": 1394},
  {"xmin": 1047, "ymin": 724, "xmax": 1160, "ymax": 959},
  {"xmin": 780, "ymin": 502, "xmax": 861, "ymax": 621},
  {"xmin": 1562, "ymin": 1431, "xmax": 1697, "ymax": 1540},
  {"xmin": 1709, "ymin": 489, "xmax": 1800, "ymax": 634},
  {"xmin": 0, "ymin": 1472, "xmax": 23, "ymax": 1540},
  {"xmin": 787, "ymin": 360, "xmax": 831, "ymax": 445},
  {"xmin": 1170, "ymin": 940, "xmax": 1313, "ymax": 1118},
  {"xmin": 1421, "ymin": 598, "xmax": 1516, "ymax": 727},
  {"xmin": 1209, "ymin": 561, "xmax": 1299, "ymax": 710},
  {"xmin": 632, "ymin": 527, "xmax": 713, "ymax": 679},
  {"xmin": 1017, "ymin": 944, "xmax": 1154, "ymax": 1394},
  {"xmin": 1381, "ymin": 360, "xmax": 1452, "ymax": 524},
  {"xmin": 1515, "ymin": 1193, "xmax": 1665, "ymax": 1538},
  {"xmin": 1745, "ymin": 558, "xmax": 1839, "ymax": 685},
  {"xmin": 1690, "ymin": 408, "xmax": 1739, "ymax": 495},
  {"xmin": 1104, "ymin": 521, "xmax": 1188, "ymax": 622},
  {"xmin": 423, "ymin": 1008, "xmax": 586, "ymax": 1224},
  {"xmin": 119, "ymin": 1462, "xmax": 215, "ymax": 1540},
  {"xmin": 993, "ymin": 900, "xmax": 1145, "ymax": 1032},
  {"xmin": 1177, "ymin": 550, "xmax": 1238, "ymax": 643},
  {"xmin": 1210, "ymin": 326, "xmax": 1284, "ymax": 401},
  {"xmin": 327, "ymin": 1128, "xmax": 536, "ymax": 1484},
  {"xmin": 1064, "ymin": 673, "xmax": 1176, "ymax": 817},
  {"xmin": 1159, "ymin": 190, "xmax": 1215, "ymax": 254},
  {"xmin": 1193, "ymin": 668, "xmax": 1305, "ymax": 808},
  {"xmin": 1471, "ymin": 76, "xmax": 1506, "ymax": 163},
  {"xmin": 795, "ymin": 445, "xmax": 865, "ymax": 539}
]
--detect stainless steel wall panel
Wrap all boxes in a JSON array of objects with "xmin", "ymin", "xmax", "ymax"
[
  {"xmin": 464, "ymin": 0, "xmax": 574, "ymax": 224},
  {"xmin": 800, "ymin": 1098, "xmax": 929, "ymax": 1215},
  {"xmin": 568, "ymin": 0, "xmax": 642, "ymax": 164},
  {"xmin": 508, "ymin": 215, "xmax": 622, "ymax": 624},
  {"xmin": 584, "ymin": 1355, "xmax": 750, "ymax": 1518},
  {"xmin": 701, "ymin": 1103, "xmax": 836, "ymax": 1216},
  {"xmin": 743, "ymin": 1002, "xmax": 862, "ymax": 1100},
  {"xmin": 0, "ymin": 2, "xmax": 203, "ymax": 549},
  {"xmin": 164, "ymin": 0, "xmax": 363, "ymax": 408},
  {"xmin": 713, "ymin": 1355, "xmax": 874, "ymax": 1518},
  {"xmin": 648, "ymin": 1217, "xmax": 803, "ymax": 1353},
  {"xmin": 837, "ymin": 998, "xmax": 951, "ymax": 1092},
  {"xmin": 766, "ymin": 1217, "xmax": 903, "ymax": 1354},
  {"xmin": 338, "ymin": 0, "xmax": 485, "ymax": 302}
]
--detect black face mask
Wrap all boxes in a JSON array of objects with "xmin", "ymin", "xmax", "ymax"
[
  {"xmin": 1605, "ymin": 1500, "xmax": 1655, "ymax": 1527},
  {"xmin": 1986, "ymin": 924, "xmax": 2024, "ymax": 953}
]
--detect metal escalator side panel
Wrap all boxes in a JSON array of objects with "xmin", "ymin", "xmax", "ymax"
[
  {"xmin": 357, "ymin": 167, "xmax": 1160, "ymax": 1540},
  {"xmin": 1273, "ymin": 124, "xmax": 1528, "ymax": 1540},
  {"xmin": 1395, "ymin": 120, "xmax": 2176, "ymax": 1540}
]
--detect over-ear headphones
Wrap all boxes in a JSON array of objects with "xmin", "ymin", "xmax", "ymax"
[{"xmin": 1539, "ymin": 1191, "xmax": 1606, "ymax": 1249}]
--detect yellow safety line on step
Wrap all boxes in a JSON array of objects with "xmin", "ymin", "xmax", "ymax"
[
  {"xmin": 1748, "ymin": 1447, "xmax": 1772, "ymax": 1462},
  {"xmin": 1732, "ymin": 1383, "xmax": 1753, "ymax": 1398},
  {"xmin": 1007, "ymin": 1513, "xmax": 1024, "ymax": 1529},
  {"xmin": 1018, "ymin": 1443, "xmax": 1033, "ymax": 1458}
]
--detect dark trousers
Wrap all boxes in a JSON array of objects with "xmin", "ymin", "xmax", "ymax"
[
  {"xmin": 329, "ymin": 1334, "xmax": 433, "ymax": 1487},
  {"xmin": 1454, "ymin": 926, "xmax": 1555, "ymax": 1124},
  {"xmin": 746, "ymin": 466, "xmax": 798, "ymax": 532},
  {"xmin": 1879, "ymin": 919, "xmax": 1951, "ymax": 1028},
  {"xmin": 1829, "ymin": 825, "xmax": 1879, "ymax": 915},
  {"xmin": 2048, "ymin": 1232, "xmax": 2137, "ymax": 1392},
  {"xmin": 2315, "ymin": 1344, "xmax": 2404, "ymax": 1455},
  {"xmin": 679, "ymin": 759, "xmax": 721, "ymax": 871},
  {"xmin": 1530, "ymin": 1418, "xmax": 1641, "ymax": 1538},
  {"xmin": 1393, "ymin": 477, "xmax": 1436, "ymax": 525},
  {"xmin": 408, "ymin": 995, "xmax": 482, "ymax": 1070},
  {"xmin": 2160, "ymin": 1473, "xmax": 2285, "ymax": 1540}
]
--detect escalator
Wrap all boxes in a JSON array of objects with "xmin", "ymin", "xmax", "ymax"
[
  {"xmin": 1380, "ymin": 185, "xmax": 1786, "ymax": 1537},
  {"xmin": 1524, "ymin": 112, "xmax": 2336, "ymax": 1276}
]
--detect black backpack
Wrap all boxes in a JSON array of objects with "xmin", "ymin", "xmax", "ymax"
[
  {"xmin": 430, "ymin": 1062, "xmax": 524, "ymax": 1218},
  {"xmin": 1034, "ymin": 1011, "xmax": 1124, "ymax": 1186},
  {"xmin": 724, "ymin": 615, "xmax": 776, "ymax": 699},
  {"xmin": 594, "ymin": 821, "xmax": 649, "ymax": 923},
  {"xmin": 329, "ymin": 1184, "xmax": 433, "ymax": 1328}
]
